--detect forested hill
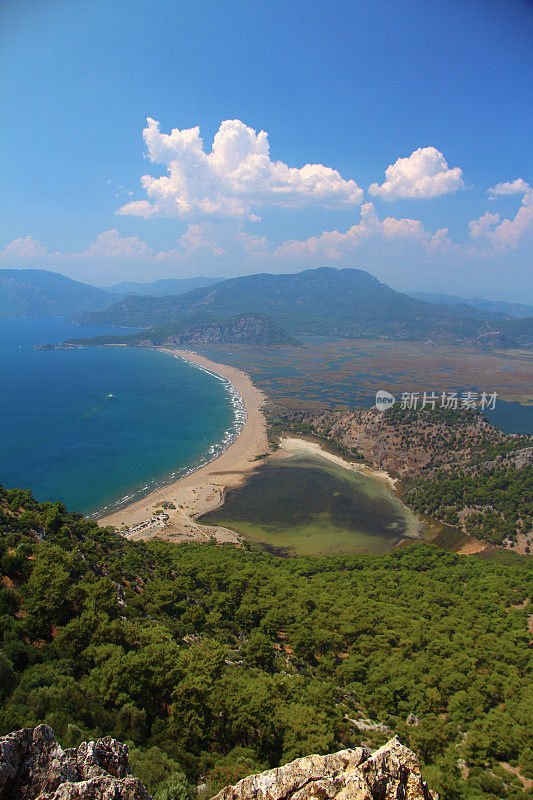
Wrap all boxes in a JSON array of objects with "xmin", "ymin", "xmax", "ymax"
[
  {"xmin": 77, "ymin": 267, "xmax": 533, "ymax": 347},
  {"xmin": 0, "ymin": 269, "xmax": 119, "ymax": 318},
  {"xmin": 62, "ymin": 313, "xmax": 298, "ymax": 347},
  {"xmin": 1, "ymin": 484, "xmax": 532, "ymax": 800}
]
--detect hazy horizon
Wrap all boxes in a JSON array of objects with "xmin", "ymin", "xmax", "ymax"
[{"xmin": 3, "ymin": 264, "xmax": 533, "ymax": 306}]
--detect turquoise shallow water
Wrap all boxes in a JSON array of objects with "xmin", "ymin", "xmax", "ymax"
[{"xmin": 0, "ymin": 318, "xmax": 242, "ymax": 515}]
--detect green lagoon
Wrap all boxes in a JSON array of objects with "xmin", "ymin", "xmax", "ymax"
[{"xmin": 201, "ymin": 452, "xmax": 421, "ymax": 556}]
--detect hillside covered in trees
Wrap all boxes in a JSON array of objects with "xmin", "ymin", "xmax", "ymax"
[
  {"xmin": 1, "ymin": 485, "xmax": 532, "ymax": 800},
  {"xmin": 0, "ymin": 269, "xmax": 119, "ymax": 318}
]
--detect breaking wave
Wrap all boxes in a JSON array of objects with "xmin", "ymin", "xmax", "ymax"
[{"xmin": 93, "ymin": 353, "xmax": 246, "ymax": 518}]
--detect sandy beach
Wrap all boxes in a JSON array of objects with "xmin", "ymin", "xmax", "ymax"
[
  {"xmin": 97, "ymin": 349, "xmax": 269, "ymax": 545},
  {"xmin": 96, "ymin": 355, "xmax": 415, "ymax": 547},
  {"xmin": 274, "ymin": 436, "xmax": 398, "ymax": 487}
]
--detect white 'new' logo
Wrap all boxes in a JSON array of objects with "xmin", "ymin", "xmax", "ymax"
[{"xmin": 375, "ymin": 390, "xmax": 395, "ymax": 412}]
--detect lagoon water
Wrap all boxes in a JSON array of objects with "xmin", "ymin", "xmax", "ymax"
[
  {"xmin": 0, "ymin": 318, "xmax": 241, "ymax": 515},
  {"xmin": 202, "ymin": 452, "xmax": 421, "ymax": 556}
]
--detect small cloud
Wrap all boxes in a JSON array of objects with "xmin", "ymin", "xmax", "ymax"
[
  {"xmin": 469, "ymin": 190, "xmax": 533, "ymax": 249},
  {"xmin": 178, "ymin": 223, "xmax": 227, "ymax": 258},
  {"xmin": 108, "ymin": 181, "xmax": 134, "ymax": 199},
  {"xmin": 117, "ymin": 200, "xmax": 157, "ymax": 217},
  {"xmin": 274, "ymin": 201, "xmax": 436, "ymax": 261},
  {"xmin": 0, "ymin": 235, "xmax": 49, "ymax": 261},
  {"xmin": 487, "ymin": 178, "xmax": 530, "ymax": 199},
  {"xmin": 369, "ymin": 146, "xmax": 464, "ymax": 200},
  {"xmin": 82, "ymin": 229, "xmax": 153, "ymax": 259},
  {"xmin": 469, "ymin": 211, "xmax": 501, "ymax": 239}
]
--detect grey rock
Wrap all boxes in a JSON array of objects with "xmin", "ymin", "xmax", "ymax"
[
  {"xmin": 0, "ymin": 726, "xmax": 437, "ymax": 800},
  {"xmin": 212, "ymin": 737, "xmax": 437, "ymax": 800},
  {"xmin": 39, "ymin": 775, "xmax": 152, "ymax": 799},
  {"xmin": 0, "ymin": 726, "xmax": 151, "ymax": 800},
  {"xmin": 480, "ymin": 446, "xmax": 533, "ymax": 472},
  {"xmin": 0, "ymin": 726, "xmax": 77, "ymax": 799}
]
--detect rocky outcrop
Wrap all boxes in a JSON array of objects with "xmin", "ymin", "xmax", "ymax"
[
  {"xmin": 479, "ymin": 445, "xmax": 533, "ymax": 472},
  {"xmin": 0, "ymin": 725, "xmax": 151, "ymax": 799},
  {"xmin": 471, "ymin": 330, "xmax": 516, "ymax": 349},
  {"xmin": 0, "ymin": 727, "xmax": 436, "ymax": 800},
  {"xmin": 274, "ymin": 404, "xmax": 530, "ymax": 480},
  {"xmin": 213, "ymin": 738, "xmax": 437, "ymax": 800}
]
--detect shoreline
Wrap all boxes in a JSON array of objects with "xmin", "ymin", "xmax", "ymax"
[
  {"xmin": 273, "ymin": 436, "xmax": 398, "ymax": 487},
  {"xmin": 273, "ymin": 436, "xmax": 421, "ymax": 541},
  {"xmin": 95, "ymin": 355, "xmax": 483, "ymax": 555},
  {"xmin": 97, "ymin": 349, "xmax": 269, "ymax": 545},
  {"xmin": 96, "ymin": 355, "xmax": 413, "ymax": 547}
]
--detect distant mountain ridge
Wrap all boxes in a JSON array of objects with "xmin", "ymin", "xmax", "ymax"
[
  {"xmin": 0, "ymin": 270, "xmax": 226, "ymax": 319},
  {"xmin": 408, "ymin": 291, "xmax": 533, "ymax": 319},
  {"xmin": 4, "ymin": 267, "xmax": 532, "ymax": 348},
  {"xmin": 78, "ymin": 267, "xmax": 533, "ymax": 347},
  {"xmin": 106, "ymin": 275, "xmax": 224, "ymax": 296},
  {"xmin": 0, "ymin": 269, "xmax": 118, "ymax": 318}
]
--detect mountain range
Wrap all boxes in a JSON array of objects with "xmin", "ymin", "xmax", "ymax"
[
  {"xmin": 408, "ymin": 291, "xmax": 533, "ymax": 319},
  {"xmin": 0, "ymin": 269, "xmax": 225, "ymax": 318},
  {"xmin": 106, "ymin": 276, "xmax": 223, "ymax": 296},
  {"xmin": 0, "ymin": 269, "xmax": 118, "ymax": 318},
  {"xmin": 3, "ymin": 267, "xmax": 532, "ymax": 348},
  {"xmin": 78, "ymin": 267, "xmax": 533, "ymax": 347}
]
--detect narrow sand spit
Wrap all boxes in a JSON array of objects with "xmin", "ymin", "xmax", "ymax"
[
  {"xmin": 97, "ymin": 349, "xmax": 269, "ymax": 544},
  {"xmin": 275, "ymin": 436, "xmax": 398, "ymax": 487}
]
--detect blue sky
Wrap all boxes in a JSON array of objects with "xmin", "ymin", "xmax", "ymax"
[{"xmin": 1, "ymin": 0, "xmax": 532, "ymax": 300}]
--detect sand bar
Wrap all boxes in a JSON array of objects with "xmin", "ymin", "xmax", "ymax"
[
  {"xmin": 97, "ymin": 349, "xmax": 269, "ymax": 544},
  {"xmin": 275, "ymin": 436, "xmax": 398, "ymax": 487}
]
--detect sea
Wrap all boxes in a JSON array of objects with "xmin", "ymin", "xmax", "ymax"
[{"xmin": 0, "ymin": 318, "xmax": 245, "ymax": 516}]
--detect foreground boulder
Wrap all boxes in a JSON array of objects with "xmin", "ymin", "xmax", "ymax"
[
  {"xmin": 0, "ymin": 725, "xmax": 151, "ymax": 799},
  {"xmin": 213, "ymin": 738, "xmax": 437, "ymax": 800}
]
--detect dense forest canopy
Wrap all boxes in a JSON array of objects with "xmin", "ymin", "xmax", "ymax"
[
  {"xmin": 0, "ymin": 485, "xmax": 532, "ymax": 800},
  {"xmin": 408, "ymin": 466, "xmax": 533, "ymax": 545}
]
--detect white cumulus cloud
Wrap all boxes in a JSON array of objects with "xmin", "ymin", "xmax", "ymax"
[
  {"xmin": 273, "ymin": 202, "xmax": 445, "ymax": 261},
  {"xmin": 82, "ymin": 229, "xmax": 154, "ymax": 259},
  {"xmin": 469, "ymin": 211, "xmax": 501, "ymax": 239},
  {"xmin": 118, "ymin": 118, "xmax": 364, "ymax": 220},
  {"xmin": 470, "ymin": 188, "xmax": 533, "ymax": 249},
  {"xmin": 487, "ymin": 178, "xmax": 531, "ymax": 199},
  {"xmin": 155, "ymin": 224, "xmax": 227, "ymax": 260},
  {"xmin": 369, "ymin": 146, "xmax": 464, "ymax": 200},
  {"xmin": 0, "ymin": 235, "xmax": 49, "ymax": 261}
]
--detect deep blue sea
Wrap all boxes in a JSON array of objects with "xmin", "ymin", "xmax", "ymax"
[{"xmin": 0, "ymin": 318, "xmax": 243, "ymax": 515}]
